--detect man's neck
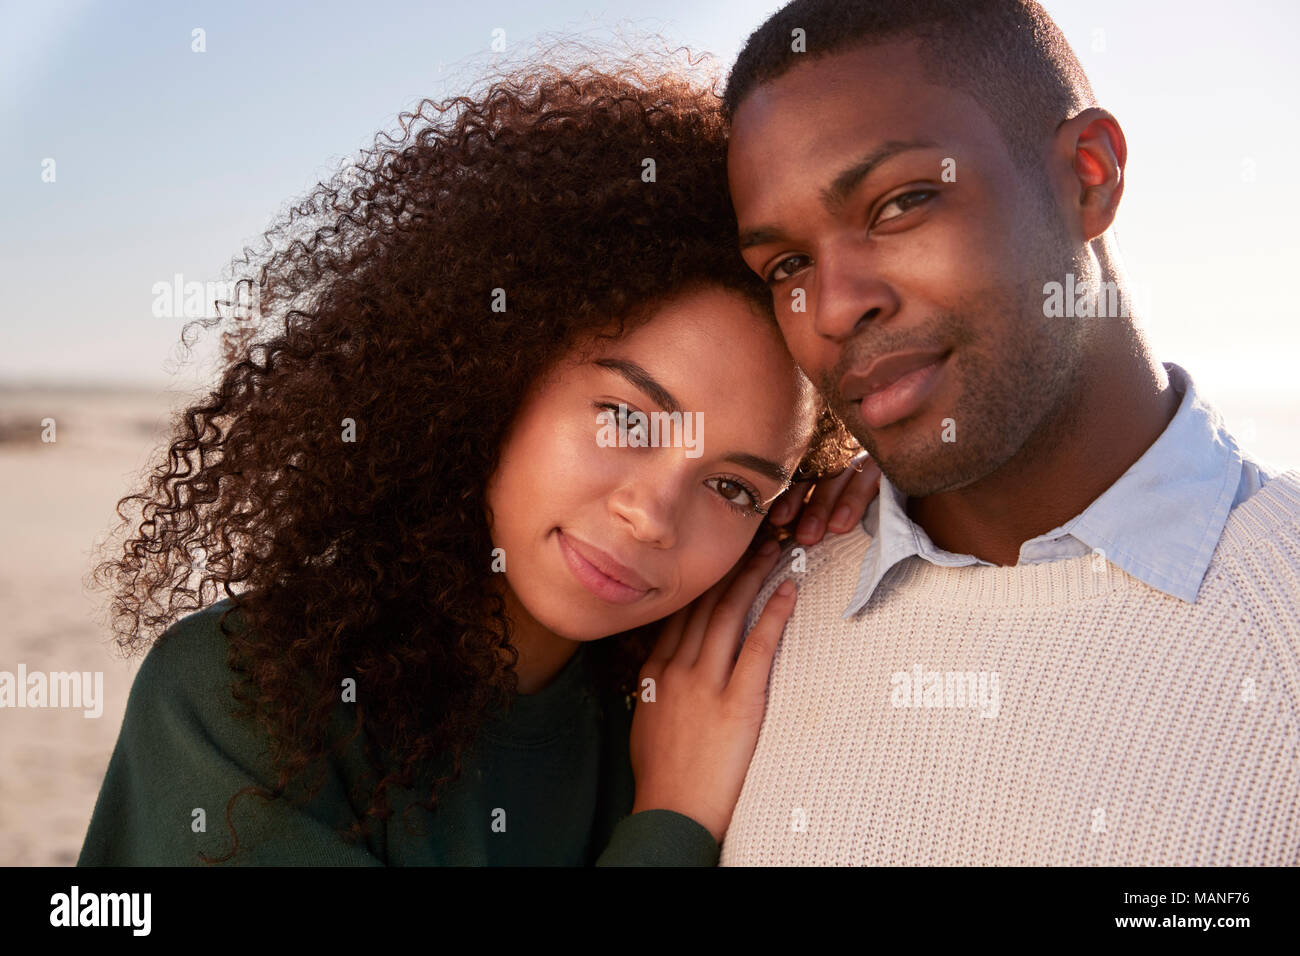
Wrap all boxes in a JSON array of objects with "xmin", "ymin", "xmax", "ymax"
[{"xmin": 907, "ymin": 345, "xmax": 1180, "ymax": 566}]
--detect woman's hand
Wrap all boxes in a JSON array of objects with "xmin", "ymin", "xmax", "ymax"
[
  {"xmin": 766, "ymin": 450, "xmax": 881, "ymax": 546},
  {"xmin": 627, "ymin": 538, "xmax": 795, "ymax": 845}
]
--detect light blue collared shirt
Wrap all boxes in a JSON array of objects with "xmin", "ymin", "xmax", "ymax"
[{"xmin": 843, "ymin": 362, "xmax": 1279, "ymax": 617}]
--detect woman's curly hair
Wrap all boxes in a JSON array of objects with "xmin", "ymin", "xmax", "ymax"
[{"xmin": 89, "ymin": 47, "xmax": 859, "ymax": 862}]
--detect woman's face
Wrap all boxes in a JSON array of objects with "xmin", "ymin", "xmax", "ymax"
[{"xmin": 485, "ymin": 284, "xmax": 819, "ymax": 642}]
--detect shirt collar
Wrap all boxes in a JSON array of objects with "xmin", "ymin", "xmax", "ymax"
[{"xmin": 842, "ymin": 362, "xmax": 1244, "ymax": 617}]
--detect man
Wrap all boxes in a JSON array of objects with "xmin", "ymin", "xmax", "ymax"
[{"xmin": 721, "ymin": 0, "xmax": 1300, "ymax": 864}]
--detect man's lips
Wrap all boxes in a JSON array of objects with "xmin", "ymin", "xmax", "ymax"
[
  {"xmin": 556, "ymin": 529, "xmax": 653, "ymax": 604},
  {"xmin": 839, "ymin": 348, "xmax": 952, "ymax": 430},
  {"xmin": 839, "ymin": 349, "xmax": 951, "ymax": 403}
]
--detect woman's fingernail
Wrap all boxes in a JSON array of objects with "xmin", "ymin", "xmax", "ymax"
[
  {"xmin": 798, "ymin": 516, "xmax": 822, "ymax": 540},
  {"xmin": 831, "ymin": 505, "xmax": 852, "ymax": 529},
  {"xmin": 759, "ymin": 538, "xmax": 779, "ymax": 556},
  {"xmin": 776, "ymin": 578, "xmax": 795, "ymax": 596}
]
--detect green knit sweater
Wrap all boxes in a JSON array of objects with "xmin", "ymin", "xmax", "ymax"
[{"xmin": 77, "ymin": 598, "xmax": 718, "ymax": 866}]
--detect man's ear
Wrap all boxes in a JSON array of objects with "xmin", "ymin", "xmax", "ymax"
[{"xmin": 1050, "ymin": 107, "xmax": 1127, "ymax": 241}]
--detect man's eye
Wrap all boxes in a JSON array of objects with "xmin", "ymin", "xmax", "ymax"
[
  {"xmin": 874, "ymin": 189, "xmax": 936, "ymax": 226},
  {"xmin": 766, "ymin": 254, "xmax": 809, "ymax": 285}
]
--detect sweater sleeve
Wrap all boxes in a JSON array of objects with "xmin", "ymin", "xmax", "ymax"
[
  {"xmin": 594, "ymin": 809, "xmax": 720, "ymax": 866},
  {"xmin": 77, "ymin": 606, "xmax": 382, "ymax": 866}
]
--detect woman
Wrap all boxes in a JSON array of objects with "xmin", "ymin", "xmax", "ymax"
[{"xmin": 78, "ymin": 51, "xmax": 879, "ymax": 866}]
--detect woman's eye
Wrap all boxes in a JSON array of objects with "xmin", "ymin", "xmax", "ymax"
[
  {"xmin": 874, "ymin": 189, "xmax": 936, "ymax": 226},
  {"xmin": 766, "ymin": 254, "xmax": 809, "ymax": 285},
  {"xmin": 595, "ymin": 402, "xmax": 649, "ymax": 443},
  {"xmin": 705, "ymin": 477, "xmax": 765, "ymax": 516}
]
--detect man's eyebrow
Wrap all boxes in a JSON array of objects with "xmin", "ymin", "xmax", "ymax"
[
  {"xmin": 822, "ymin": 138, "xmax": 941, "ymax": 211},
  {"xmin": 739, "ymin": 138, "xmax": 941, "ymax": 251},
  {"xmin": 593, "ymin": 358, "xmax": 681, "ymax": 414},
  {"xmin": 593, "ymin": 357, "xmax": 792, "ymax": 487}
]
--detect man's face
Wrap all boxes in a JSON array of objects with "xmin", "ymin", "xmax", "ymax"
[{"xmin": 728, "ymin": 39, "xmax": 1085, "ymax": 496}]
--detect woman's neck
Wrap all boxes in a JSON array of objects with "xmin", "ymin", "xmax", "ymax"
[{"xmin": 496, "ymin": 579, "xmax": 582, "ymax": 694}]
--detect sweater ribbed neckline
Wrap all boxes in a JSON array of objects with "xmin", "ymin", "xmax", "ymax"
[
  {"xmin": 478, "ymin": 642, "xmax": 592, "ymax": 745},
  {"xmin": 856, "ymin": 468, "xmax": 1300, "ymax": 609}
]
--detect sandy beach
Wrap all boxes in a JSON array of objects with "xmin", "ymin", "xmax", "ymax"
[{"xmin": 0, "ymin": 383, "xmax": 200, "ymax": 866}]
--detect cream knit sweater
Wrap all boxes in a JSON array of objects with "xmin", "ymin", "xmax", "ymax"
[{"xmin": 722, "ymin": 469, "xmax": 1300, "ymax": 866}]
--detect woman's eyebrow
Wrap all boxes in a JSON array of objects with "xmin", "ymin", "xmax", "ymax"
[
  {"xmin": 593, "ymin": 357, "xmax": 681, "ymax": 413},
  {"xmin": 592, "ymin": 357, "xmax": 792, "ymax": 487},
  {"xmin": 725, "ymin": 451, "xmax": 792, "ymax": 487}
]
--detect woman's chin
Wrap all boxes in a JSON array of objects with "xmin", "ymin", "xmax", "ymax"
[
  {"xmin": 520, "ymin": 592, "xmax": 667, "ymax": 642},
  {"xmin": 535, "ymin": 605, "xmax": 650, "ymax": 642}
]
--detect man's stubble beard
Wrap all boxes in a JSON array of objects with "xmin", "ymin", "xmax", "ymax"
[{"xmin": 825, "ymin": 275, "xmax": 1087, "ymax": 498}]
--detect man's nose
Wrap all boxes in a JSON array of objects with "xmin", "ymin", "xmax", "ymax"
[{"xmin": 812, "ymin": 241, "xmax": 901, "ymax": 343}]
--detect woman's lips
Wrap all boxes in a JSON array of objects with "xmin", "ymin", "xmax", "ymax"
[{"xmin": 555, "ymin": 529, "xmax": 652, "ymax": 605}]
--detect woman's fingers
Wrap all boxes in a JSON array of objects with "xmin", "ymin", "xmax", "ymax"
[
  {"xmin": 676, "ymin": 540, "xmax": 781, "ymax": 671},
  {"xmin": 643, "ymin": 603, "xmax": 690, "ymax": 673},
  {"xmin": 766, "ymin": 481, "xmax": 811, "ymax": 527},
  {"xmin": 791, "ymin": 466, "xmax": 855, "ymax": 543},
  {"xmin": 795, "ymin": 453, "xmax": 881, "ymax": 543},
  {"xmin": 694, "ymin": 542, "xmax": 787, "ymax": 683},
  {"xmin": 672, "ymin": 545, "xmax": 757, "ymax": 668},
  {"xmin": 727, "ymin": 578, "xmax": 796, "ymax": 698},
  {"xmin": 825, "ymin": 455, "xmax": 881, "ymax": 533}
]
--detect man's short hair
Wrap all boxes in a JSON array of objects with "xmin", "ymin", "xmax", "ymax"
[{"xmin": 722, "ymin": 0, "xmax": 1097, "ymax": 169}]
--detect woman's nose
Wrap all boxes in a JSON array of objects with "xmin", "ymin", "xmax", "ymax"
[{"xmin": 608, "ymin": 468, "xmax": 685, "ymax": 550}]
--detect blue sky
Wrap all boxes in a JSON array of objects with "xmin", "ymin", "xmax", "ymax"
[{"xmin": 3, "ymin": 0, "xmax": 1298, "ymax": 438}]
